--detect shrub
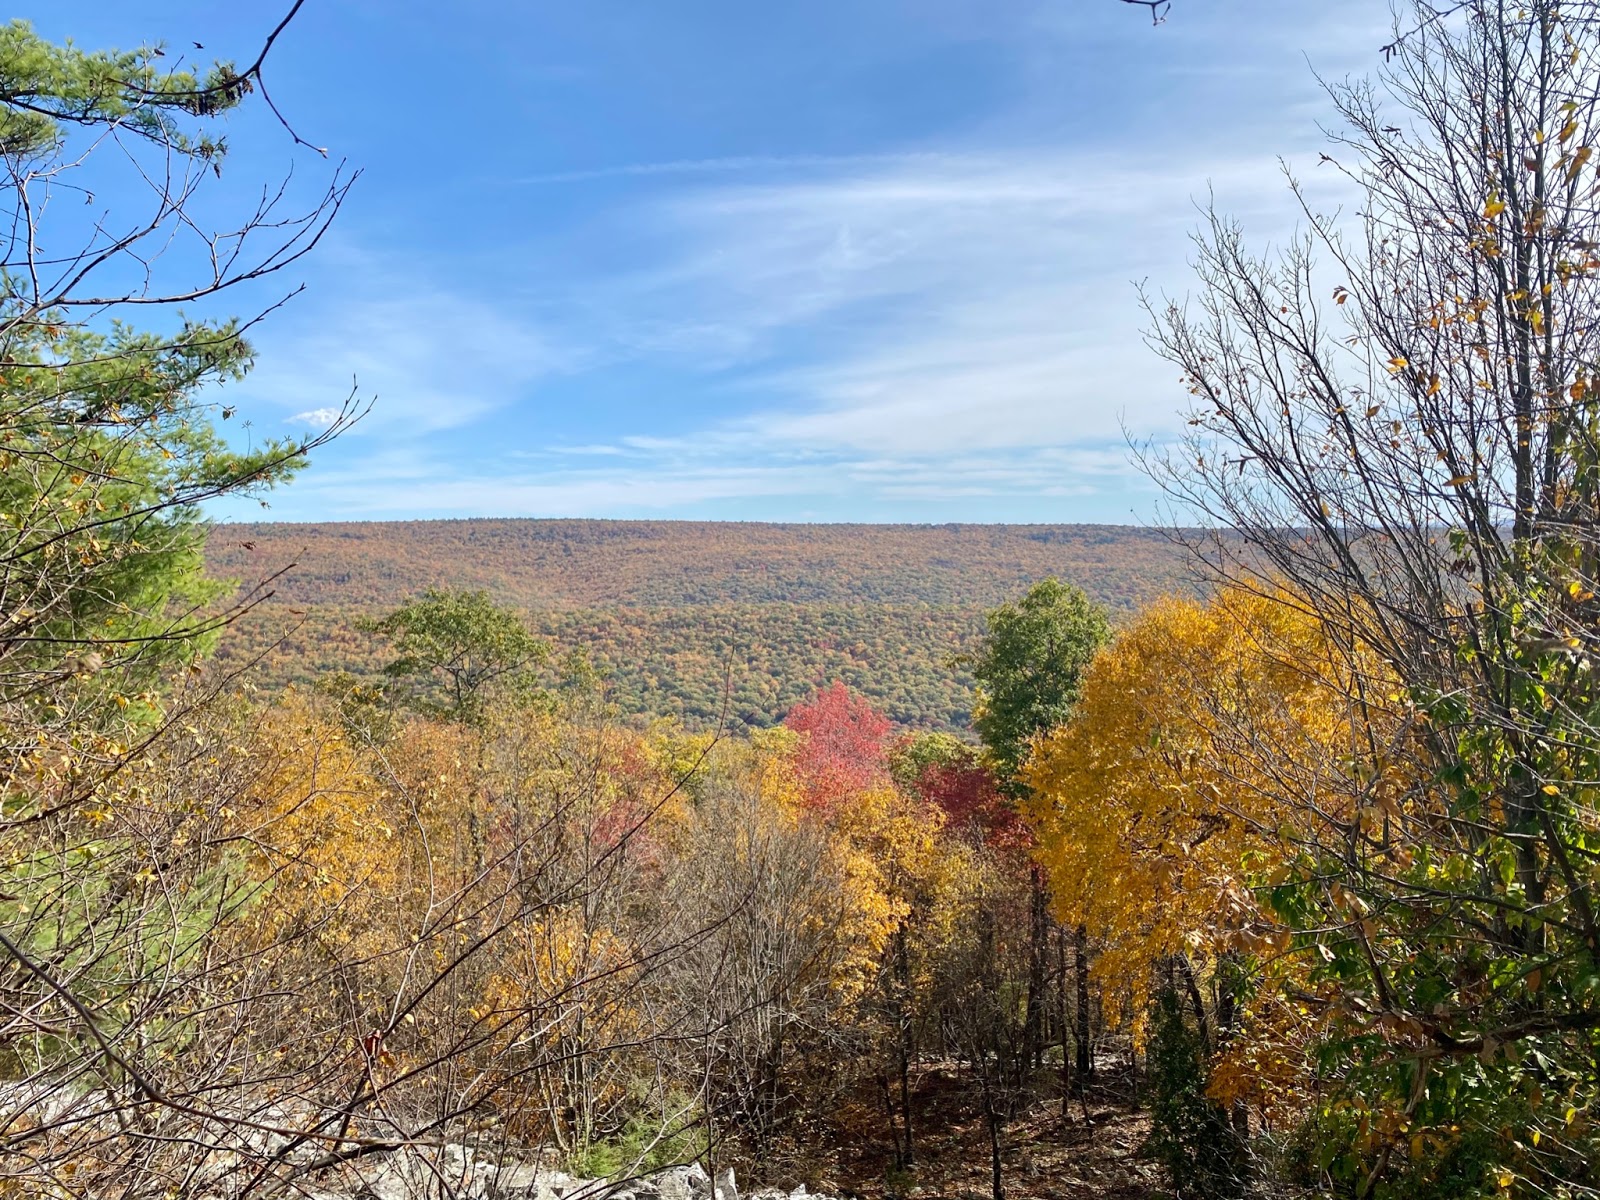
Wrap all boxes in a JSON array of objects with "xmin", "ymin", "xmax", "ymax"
[{"xmin": 1145, "ymin": 989, "xmax": 1245, "ymax": 1200}]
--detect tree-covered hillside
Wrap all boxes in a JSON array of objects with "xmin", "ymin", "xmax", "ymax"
[
  {"xmin": 205, "ymin": 520, "xmax": 1198, "ymax": 729},
  {"xmin": 206, "ymin": 519, "xmax": 1194, "ymax": 609}
]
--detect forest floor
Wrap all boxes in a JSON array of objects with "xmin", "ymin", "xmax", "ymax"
[{"xmin": 757, "ymin": 1061, "xmax": 1163, "ymax": 1200}]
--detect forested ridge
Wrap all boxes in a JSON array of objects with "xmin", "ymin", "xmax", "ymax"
[
  {"xmin": 204, "ymin": 520, "xmax": 1190, "ymax": 608},
  {"xmin": 9, "ymin": 6, "xmax": 1600, "ymax": 1200},
  {"xmin": 204, "ymin": 521, "xmax": 1195, "ymax": 729}
]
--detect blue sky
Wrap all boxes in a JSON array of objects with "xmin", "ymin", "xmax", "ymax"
[{"xmin": 46, "ymin": 0, "xmax": 1394, "ymax": 523}]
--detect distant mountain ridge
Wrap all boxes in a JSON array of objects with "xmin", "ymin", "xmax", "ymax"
[
  {"xmin": 203, "ymin": 520, "xmax": 1200, "ymax": 731},
  {"xmin": 205, "ymin": 519, "xmax": 1196, "ymax": 611}
]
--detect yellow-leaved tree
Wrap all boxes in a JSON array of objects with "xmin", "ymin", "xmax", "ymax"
[{"xmin": 1022, "ymin": 587, "xmax": 1399, "ymax": 1125}]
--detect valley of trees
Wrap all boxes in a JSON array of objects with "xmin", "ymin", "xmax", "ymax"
[
  {"xmin": 201, "ymin": 521, "xmax": 1196, "ymax": 731},
  {"xmin": 5, "ymin": 4, "xmax": 1600, "ymax": 1200}
]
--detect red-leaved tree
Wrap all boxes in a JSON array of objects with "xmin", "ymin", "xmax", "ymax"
[
  {"xmin": 914, "ymin": 752, "xmax": 1029, "ymax": 853},
  {"xmin": 783, "ymin": 681, "xmax": 893, "ymax": 814}
]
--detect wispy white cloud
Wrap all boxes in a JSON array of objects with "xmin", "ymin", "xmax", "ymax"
[
  {"xmin": 285, "ymin": 406, "xmax": 344, "ymax": 429},
  {"xmin": 223, "ymin": 0, "xmax": 1384, "ymax": 522},
  {"xmin": 577, "ymin": 149, "xmax": 1352, "ymax": 459},
  {"xmin": 233, "ymin": 144, "xmax": 1352, "ymax": 520},
  {"xmin": 541, "ymin": 443, "xmax": 641, "ymax": 457},
  {"xmin": 236, "ymin": 263, "xmax": 578, "ymax": 436},
  {"xmin": 516, "ymin": 152, "xmax": 958, "ymax": 186}
]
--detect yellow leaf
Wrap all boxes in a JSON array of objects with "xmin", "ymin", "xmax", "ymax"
[
  {"xmin": 1566, "ymin": 144, "xmax": 1593, "ymax": 182},
  {"xmin": 1560, "ymin": 118, "xmax": 1579, "ymax": 143},
  {"xmin": 1542, "ymin": 784, "xmax": 1560, "ymax": 795},
  {"xmin": 1387, "ymin": 356, "xmax": 1409, "ymax": 372}
]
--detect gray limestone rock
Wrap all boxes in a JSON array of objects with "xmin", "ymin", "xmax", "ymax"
[{"xmin": 652, "ymin": 1163, "xmax": 711, "ymax": 1200}]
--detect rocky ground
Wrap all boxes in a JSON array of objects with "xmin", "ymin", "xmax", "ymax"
[{"xmin": 274, "ymin": 1064, "xmax": 1164, "ymax": 1200}]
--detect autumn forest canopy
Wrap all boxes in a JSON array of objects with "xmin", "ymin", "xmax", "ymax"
[
  {"xmin": 200, "ymin": 520, "xmax": 1194, "ymax": 731},
  {"xmin": 8, "ymin": 3, "xmax": 1600, "ymax": 1200}
]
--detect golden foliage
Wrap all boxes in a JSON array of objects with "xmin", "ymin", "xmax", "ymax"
[
  {"xmin": 1022, "ymin": 588, "xmax": 1393, "ymax": 1031},
  {"xmin": 236, "ymin": 693, "xmax": 395, "ymax": 934}
]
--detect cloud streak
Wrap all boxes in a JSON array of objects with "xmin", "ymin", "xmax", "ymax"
[
  {"xmin": 515, "ymin": 152, "xmax": 961, "ymax": 186},
  {"xmin": 222, "ymin": 0, "xmax": 1386, "ymax": 522},
  {"xmin": 235, "ymin": 264, "xmax": 579, "ymax": 437},
  {"xmin": 570, "ymin": 150, "xmax": 1349, "ymax": 458}
]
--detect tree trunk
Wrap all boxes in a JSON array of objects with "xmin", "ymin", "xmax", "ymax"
[
  {"xmin": 1215, "ymin": 951, "xmax": 1249, "ymax": 1140},
  {"xmin": 893, "ymin": 928, "xmax": 915, "ymax": 1166},
  {"xmin": 1023, "ymin": 865, "xmax": 1049, "ymax": 1072},
  {"xmin": 1176, "ymin": 952, "xmax": 1211, "ymax": 1056},
  {"xmin": 1073, "ymin": 925, "xmax": 1093, "ymax": 1081},
  {"xmin": 1056, "ymin": 922, "xmax": 1072, "ymax": 1118},
  {"xmin": 879, "ymin": 1073, "xmax": 904, "ymax": 1169},
  {"xmin": 982, "ymin": 1072, "xmax": 1005, "ymax": 1200}
]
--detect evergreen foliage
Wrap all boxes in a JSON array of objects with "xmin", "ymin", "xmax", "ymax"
[{"xmin": 1145, "ymin": 990, "xmax": 1245, "ymax": 1200}]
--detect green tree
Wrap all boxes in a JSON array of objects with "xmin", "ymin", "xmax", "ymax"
[
  {"xmin": 364, "ymin": 588, "xmax": 548, "ymax": 721},
  {"xmin": 963, "ymin": 580, "xmax": 1109, "ymax": 1089},
  {"xmin": 0, "ymin": 11, "xmax": 357, "ymax": 1194},
  {"xmin": 0, "ymin": 18, "xmax": 355, "ymax": 729},
  {"xmin": 966, "ymin": 578, "xmax": 1110, "ymax": 792}
]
